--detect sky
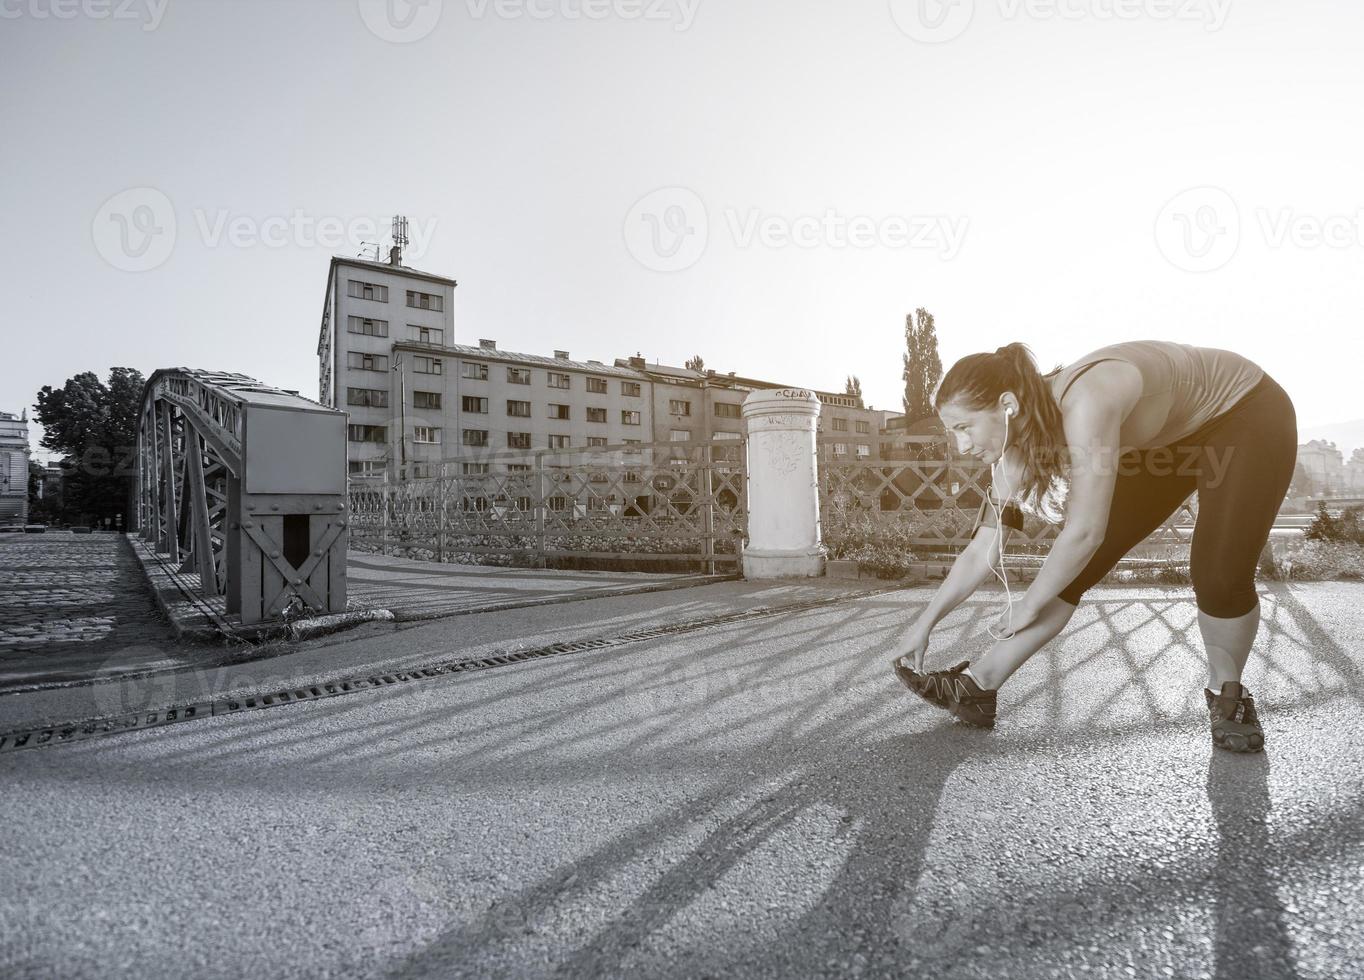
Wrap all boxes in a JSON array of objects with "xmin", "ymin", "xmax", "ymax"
[{"xmin": 3, "ymin": 0, "xmax": 1363, "ymax": 462}]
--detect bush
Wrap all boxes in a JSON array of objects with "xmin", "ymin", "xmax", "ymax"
[
  {"xmin": 1268, "ymin": 538, "xmax": 1364, "ymax": 581},
  {"xmin": 1305, "ymin": 503, "xmax": 1364, "ymax": 545}
]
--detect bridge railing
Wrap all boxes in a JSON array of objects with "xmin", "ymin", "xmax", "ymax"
[
  {"xmin": 135, "ymin": 369, "xmax": 349, "ymax": 625},
  {"xmin": 346, "ymin": 438, "xmax": 746, "ymax": 573},
  {"xmin": 818, "ymin": 434, "xmax": 1197, "ymax": 559}
]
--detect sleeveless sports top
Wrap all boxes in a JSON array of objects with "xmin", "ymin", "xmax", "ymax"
[{"xmin": 1041, "ymin": 340, "xmax": 1265, "ymax": 451}]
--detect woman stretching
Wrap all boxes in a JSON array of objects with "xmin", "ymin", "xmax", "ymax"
[{"xmin": 890, "ymin": 340, "xmax": 1298, "ymax": 753}]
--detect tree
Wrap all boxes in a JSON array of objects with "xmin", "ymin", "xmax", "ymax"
[
  {"xmin": 33, "ymin": 367, "xmax": 144, "ymax": 527},
  {"xmin": 844, "ymin": 375, "xmax": 862, "ymax": 399},
  {"xmin": 902, "ymin": 308, "xmax": 943, "ymax": 424},
  {"xmin": 685, "ymin": 354, "xmax": 705, "ymax": 373}
]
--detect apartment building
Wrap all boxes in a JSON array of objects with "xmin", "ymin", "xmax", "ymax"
[
  {"xmin": 614, "ymin": 357, "xmax": 893, "ymax": 464},
  {"xmin": 0, "ymin": 410, "xmax": 30, "ymax": 524},
  {"xmin": 317, "ymin": 254, "xmax": 458, "ymax": 478},
  {"xmin": 1297, "ymin": 439, "xmax": 1346, "ymax": 496},
  {"xmin": 320, "ymin": 254, "xmax": 896, "ymax": 483}
]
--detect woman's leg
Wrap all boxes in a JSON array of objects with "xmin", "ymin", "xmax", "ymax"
[
  {"xmin": 970, "ymin": 449, "xmax": 1198, "ymax": 689},
  {"xmin": 1188, "ymin": 375, "xmax": 1299, "ymax": 690}
]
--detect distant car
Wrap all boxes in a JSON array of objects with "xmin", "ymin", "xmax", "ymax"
[{"xmin": 23, "ymin": 524, "xmax": 47, "ymax": 533}]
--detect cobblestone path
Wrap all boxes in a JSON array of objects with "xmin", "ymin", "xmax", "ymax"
[{"xmin": 0, "ymin": 532, "xmax": 179, "ymax": 690}]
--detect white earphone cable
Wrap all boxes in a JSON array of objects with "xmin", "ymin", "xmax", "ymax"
[{"xmin": 986, "ymin": 407, "xmax": 1017, "ymax": 641}]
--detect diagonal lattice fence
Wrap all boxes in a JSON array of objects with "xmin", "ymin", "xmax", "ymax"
[
  {"xmin": 348, "ymin": 438, "xmax": 746, "ymax": 573},
  {"xmin": 818, "ymin": 434, "xmax": 1197, "ymax": 561}
]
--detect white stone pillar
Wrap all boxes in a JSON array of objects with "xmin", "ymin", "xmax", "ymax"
[{"xmin": 741, "ymin": 388, "xmax": 826, "ymax": 579}]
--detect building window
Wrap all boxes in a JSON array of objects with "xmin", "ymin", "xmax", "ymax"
[
  {"xmin": 714, "ymin": 402, "xmax": 741, "ymax": 419},
  {"xmin": 670, "ymin": 429, "xmax": 691, "ymax": 442},
  {"xmin": 346, "ymin": 387, "xmax": 388, "ymax": 408},
  {"xmin": 347, "ymin": 424, "xmax": 387, "ymax": 443},
  {"xmin": 587, "ymin": 377, "xmax": 608, "ymax": 394},
  {"xmin": 347, "ymin": 280, "xmax": 389, "ymax": 302},
  {"xmin": 856, "ymin": 420, "xmax": 871, "ymax": 434},
  {"xmin": 623, "ymin": 471, "xmax": 641, "ymax": 483},
  {"xmin": 833, "ymin": 442, "xmax": 848, "ymax": 457},
  {"xmin": 623, "ymin": 439, "xmax": 642, "ymax": 455},
  {"xmin": 346, "ymin": 316, "xmax": 389, "ymax": 337},
  {"xmin": 410, "ymin": 324, "xmax": 444, "ymax": 345},
  {"xmin": 832, "ymin": 418, "xmax": 848, "ymax": 432},
  {"xmin": 548, "ymin": 434, "xmax": 570, "ymax": 449},
  {"xmin": 413, "ymin": 390, "xmax": 441, "ymax": 410},
  {"xmin": 462, "ymin": 396, "xmax": 488, "ymax": 414},
  {"xmin": 669, "ymin": 399, "xmax": 692, "ymax": 416},
  {"xmin": 621, "ymin": 410, "xmax": 641, "ymax": 426},
  {"xmin": 621, "ymin": 381, "xmax": 641, "ymax": 397},
  {"xmin": 413, "ymin": 426, "xmax": 442, "ymax": 445},
  {"xmin": 547, "ymin": 372, "xmax": 570, "ymax": 389},
  {"xmin": 856, "ymin": 444, "xmax": 871, "ymax": 458},
  {"xmin": 460, "ymin": 429, "xmax": 487, "ymax": 447},
  {"xmin": 347, "ymin": 352, "xmax": 389, "ymax": 372},
  {"xmin": 462, "ymin": 462, "xmax": 490, "ymax": 475},
  {"xmin": 587, "ymin": 436, "xmax": 607, "ymax": 447},
  {"xmin": 406, "ymin": 289, "xmax": 444, "ymax": 311},
  {"xmin": 506, "ymin": 400, "xmax": 532, "ymax": 418},
  {"xmin": 507, "ymin": 432, "xmax": 532, "ymax": 449},
  {"xmin": 506, "ymin": 463, "xmax": 532, "ymax": 473},
  {"xmin": 548, "ymin": 404, "xmax": 570, "ymax": 420},
  {"xmin": 507, "ymin": 367, "xmax": 531, "ymax": 385},
  {"xmin": 412, "ymin": 356, "xmax": 442, "ymax": 375},
  {"xmin": 586, "ymin": 407, "xmax": 607, "ymax": 423},
  {"xmin": 548, "ymin": 494, "xmax": 569, "ymax": 512},
  {"xmin": 461, "ymin": 361, "xmax": 487, "ymax": 380},
  {"xmin": 348, "ymin": 459, "xmax": 385, "ymax": 477}
]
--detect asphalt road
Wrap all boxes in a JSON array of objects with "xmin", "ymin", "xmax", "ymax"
[{"xmin": 2, "ymin": 581, "xmax": 1362, "ymax": 979}]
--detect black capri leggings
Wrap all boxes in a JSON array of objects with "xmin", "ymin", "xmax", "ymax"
[{"xmin": 1056, "ymin": 372, "xmax": 1297, "ymax": 618}]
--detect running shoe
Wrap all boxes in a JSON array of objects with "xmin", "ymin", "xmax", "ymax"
[
  {"xmin": 894, "ymin": 659, "xmax": 997, "ymax": 728},
  {"xmin": 1205, "ymin": 681, "xmax": 1265, "ymax": 753}
]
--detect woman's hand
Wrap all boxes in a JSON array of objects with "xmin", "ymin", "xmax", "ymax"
[
  {"xmin": 991, "ymin": 596, "xmax": 1040, "ymax": 638},
  {"xmin": 888, "ymin": 623, "xmax": 932, "ymax": 673}
]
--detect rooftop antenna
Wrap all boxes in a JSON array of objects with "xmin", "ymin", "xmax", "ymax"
[{"xmin": 390, "ymin": 214, "xmax": 409, "ymax": 266}]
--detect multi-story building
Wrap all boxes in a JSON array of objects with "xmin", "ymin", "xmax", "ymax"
[
  {"xmin": 317, "ymin": 254, "xmax": 458, "ymax": 478},
  {"xmin": 320, "ymin": 254, "xmax": 895, "ymax": 485},
  {"xmin": 612, "ymin": 356, "xmax": 895, "ymax": 465},
  {"xmin": 1347, "ymin": 448, "xmax": 1364, "ymax": 494},
  {"xmin": 1297, "ymin": 439, "xmax": 1346, "ymax": 496},
  {"xmin": 0, "ymin": 410, "xmax": 31, "ymax": 524}
]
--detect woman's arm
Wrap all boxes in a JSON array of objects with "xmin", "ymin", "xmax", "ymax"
[{"xmin": 916, "ymin": 525, "xmax": 1017, "ymax": 632}]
